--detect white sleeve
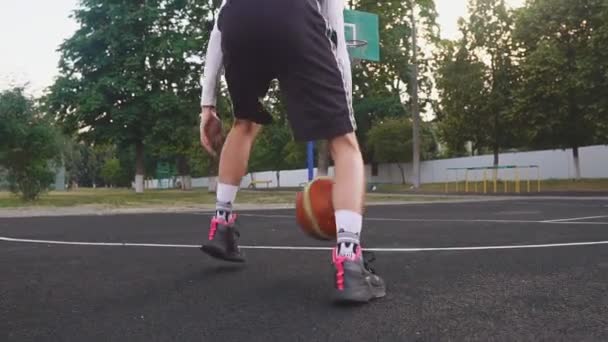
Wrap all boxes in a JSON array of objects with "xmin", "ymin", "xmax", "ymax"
[
  {"xmin": 200, "ymin": 1, "xmax": 227, "ymax": 107},
  {"xmin": 320, "ymin": 0, "xmax": 352, "ymax": 103}
]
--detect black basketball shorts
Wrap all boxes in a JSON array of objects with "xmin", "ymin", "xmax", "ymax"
[{"xmin": 217, "ymin": 0, "xmax": 355, "ymax": 141}]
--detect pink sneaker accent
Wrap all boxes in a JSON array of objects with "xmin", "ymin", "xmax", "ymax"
[
  {"xmin": 208, "ymin": 213, "xmax": 237, "ymax": 240},
  {"xmin": 332, "ymin": 245, "xmax": 362, "ymax": 291}
]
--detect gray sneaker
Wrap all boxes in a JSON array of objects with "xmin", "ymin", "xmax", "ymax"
[
  {"xmin": 201, "ymin": 214, "xmax": 245, "ymax": 263},
  {"xmin": 332, "ymin": 244, "xmax": 386, "ymax": 303}
]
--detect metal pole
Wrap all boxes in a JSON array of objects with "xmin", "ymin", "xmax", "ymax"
[
  {"xmin": 537, "ymin": 167, "xmax": 541, "ymax": 192},
  {"xmin": 307, "ymin": 141, "xmax": 314, "ymax": 181},
  {"xmin": 483, "ymin": 169, "xmax": 487, "ymax": 194},
  {"xmin": 515, "ymin": 168, "xmax": 520, "ymax": 193},
  {"xmin": 410, "ymin": 2, "xmax": 421, "ymax": 188}
]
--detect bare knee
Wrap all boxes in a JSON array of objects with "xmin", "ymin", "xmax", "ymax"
[
  {"xmin": 329, "ymin": 133, "xmax": 361, "ymax": 159},
  {"xmin": 230, "ymin": 119, "xmax": 261, "ymax": 141}
]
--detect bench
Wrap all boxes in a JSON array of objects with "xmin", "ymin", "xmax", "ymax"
[{"xmin": 248, "ymin": 180, "xmax": 273, "ymax": 189}]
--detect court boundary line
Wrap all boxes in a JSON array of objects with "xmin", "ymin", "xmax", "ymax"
[
  {"xmin": 541, "ymin": 215, "xmax": 608, "ymax": 223},
  {"xmin": 2, "ymin": 236, "xmax": 608, "ymax": 252},
  {"xmin": 238, "ymin": 213, "xmax": 608, "ymax": 225}
]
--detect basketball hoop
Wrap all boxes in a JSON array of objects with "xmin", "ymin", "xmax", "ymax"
[{"xmin": 346, "ymin": 39, "xmax": 368, "ymax": 67}]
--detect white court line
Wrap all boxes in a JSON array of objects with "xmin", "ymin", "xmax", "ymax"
[
  {"xmin": 541, "ymin": 215, "xmax": 608, "ymax": 223},
  {"xmin": 239, "ymin": 214, "xmax": 608, "ymax": 225},
  {"xmin": 2, "ymin": 236, "xmax": 608, "ymax": 252}
]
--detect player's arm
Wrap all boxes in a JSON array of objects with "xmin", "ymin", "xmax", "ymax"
[
  {"xmin": 199, "ymin": 1, "xmax": 227, "ymax": 156},
  {"xmin": 200, "ymin": 1, "xmax": 227, "ymax": 109},
  {"xmin": 322, "ymin": 0, "xmax": 352, "ymax": 101}
]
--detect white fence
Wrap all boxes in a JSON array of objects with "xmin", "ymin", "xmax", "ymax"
[
  {"xmin": 143, "ymin": 144, "xmax": 608, "ymax": 189},
  {"xmin": 376, "ymin": 145, "xmax": 608, "ymax": 184}
]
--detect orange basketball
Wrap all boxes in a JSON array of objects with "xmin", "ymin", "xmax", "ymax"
[{"xmin": 295, "ymin": 177, "xmax": 336, "ymax": 240}]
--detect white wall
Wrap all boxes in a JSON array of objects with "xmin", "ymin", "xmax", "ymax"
[
  {"xmin": 373, "ymin": 145, "xmax": 608, "ymax": 183},
  {"xmin": 141, "ymin": 145, "xmax": 608, "ymax": 189}
]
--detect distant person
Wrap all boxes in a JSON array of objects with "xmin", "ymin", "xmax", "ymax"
[{"xmin": 198, "ymin": 0, "xmax": 385, "ymax": 303}]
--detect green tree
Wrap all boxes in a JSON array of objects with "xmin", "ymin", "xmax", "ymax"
[
  {"xmin": 366, "ymin": 117, "xmax": 413, "ymax": 184},
  {"xmin": 469, "ymin": 0, "xmax": 521, "ymax": 165},
  {"xmin": 46, "ymin": 0, "xmax": 216, "ymax": 193},
  {"xmin": 435, "ymin": 36, "xmax": 491, "ymax": 156},
  {"xmin": 439, "ymin": 0, "xmax": 520, "ymax": 164},
  {"xmin": 100, "ymin": 157, "xmax": 122, "ymax": 187},
  {"xmin": 349, "ymin": 0, "xmax": 439, "ymax": 106},
  {"xmin": 0, "ymin": 88, "xmax": 61, "ymax": 200},
  {"xmin": 61, "ymin": 138, "xmax": 87, "ymax": 188},
  {"xmin": 46, "ymin": 0, "xmax": 154, "ymax": 193},
  {"xmin": 145, "ymin": 0, "xmax": 218, "ymax": 190},
  {"xmin": 249, "ymin": 120, "xmax": 307, "ymax": 186},
  {"xmin": 513, "ymin": 0, "xmax": 608, "ymax": 178},
  {"xmin": 348, "ymin": 0, "xmax": 440, "ymax": 166}
]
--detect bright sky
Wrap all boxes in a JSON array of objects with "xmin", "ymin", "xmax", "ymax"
[{"xmin": 0, "ymin": 0, "xmax": 525, "ymax": 96}]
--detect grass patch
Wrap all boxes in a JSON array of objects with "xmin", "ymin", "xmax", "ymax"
[
  {"xmin": 0, "ymin": 187, "xmax": 459, "ymax": 209},
  {"xmin": 374, "ymin": 178, "xmax": 608, "ymax": 194},
  {"xmin": 0, "ymin": 188, "xmax": 297, "ymax": 208}
]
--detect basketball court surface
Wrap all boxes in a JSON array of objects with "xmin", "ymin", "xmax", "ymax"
[{"xmin": 2, "ymin": 197, "xmax": 608, "ymax": 341}]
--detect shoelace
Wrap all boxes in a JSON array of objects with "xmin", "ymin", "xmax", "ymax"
[{"xmin": 209, "ymin": 215, "xmax": 240, "ymax": 240}]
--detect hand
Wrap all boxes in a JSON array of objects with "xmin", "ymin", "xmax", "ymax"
[{"xmin": 199, "ymin": 106, "xmax": 223, "ymax": 157}]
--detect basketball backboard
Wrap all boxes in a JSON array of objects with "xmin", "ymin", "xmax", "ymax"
[{"xmin": 344, "ymin": 9, "xmax": 380, "ymax": 62}]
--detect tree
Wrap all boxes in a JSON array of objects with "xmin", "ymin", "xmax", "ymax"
[
  {"xmin": 46, "ymin": 0, "xmax": 216, "ymax": 193},
  {"xmin": 0, "ymin": 88, "xmax": 61, "ymax": 200},
  {"xmin": 100, "ymin": 157, "xmax": 122, "ymax": 187},
  {"xmin": 469, "ymin": 0, "xmax": 521, "ymax": 165},
  {"xmin": 354, "ymin": 95, "xmax": 407, "ymax": 162},
  {"xmin": 435, "ymin": 0, "xmax": 522, "ymax": 164},
  {"xmin": 349, "ymin": 0, "xmax": 439, "ymax": 108},
  {"xmin": 435, "ymin": 37, "xmax": 491, "ymax": 156},
  {"xmin": 45, "ymin": 0, "xmax": 152, "ymax": 193},
  {"xmin": 513, "ymin": 0, "xmax": 608, "ymax": 179},
  {"xmin": 145, "ymin": 0, "xmax": 218, "ymax": 190},
  {"xmin": 366, "ymin": 117, "xmax": 413, "ymax": 184},
  {"xmin": 306, "ymin": 1, "xmax": 440, "ymax": 176},
  {"xmin": 60, "ymin": 137, "xmax": 85, "ymax": 189}
]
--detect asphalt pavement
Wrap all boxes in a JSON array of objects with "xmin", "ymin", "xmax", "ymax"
[{"xmin": 1, "ymin": 198, "xmax": 608, "ymax": 341}]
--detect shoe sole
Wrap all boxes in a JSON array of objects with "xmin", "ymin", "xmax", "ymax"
[
  {"xmin": 334, "ymin": 284, "xmax": 386, "ymax": 303},
  {"xmin": 201, "ymin": 245, "xmax": 245, "ymax": 263}
]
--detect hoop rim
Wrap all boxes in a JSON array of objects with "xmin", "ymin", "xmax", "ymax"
[{"xmin": 346, "ymin": 39, "xmax": 368, "ymax": 48}]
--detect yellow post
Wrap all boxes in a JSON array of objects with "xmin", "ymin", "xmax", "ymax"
[
  {"xmin": 527, "ymin": 171, "xmax": 531, "ymax": 193},
  {"xmin": 455, "ymin": 170, "xmax": 459, "ymax": 193},
  {"xmin": 445, "ymin": 171, "xmax": 448, "ymax": 193},
  {"xmin": 465, "ymin": 169, "xmax": 469, "ymax": 193},
  {"xmin": 515, "ymin": 168, "xmax": 520, "ymax": 193},
  {"xmin": 537, "ymin": 167, "xmax": 541, "ymax": 192},
  {"xmin": 493, "ymin": 168, "xmax": 498, "ymax": 193},
  {"xmin": 483, "ymin": 170, "xmax": 487, "ymax": 194}
]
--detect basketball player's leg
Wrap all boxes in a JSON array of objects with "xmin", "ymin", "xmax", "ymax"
[
  {"xmin": 201, "ymin": 118, "xmax": 264, "ymax": 262},
  {"xmin": 278, "ymin": 0, "xmax": 385, "ymax": 302},
  {"xmin": 201, "ymin": 0, "xmax": 275, "ymax": 262},
  {"xmin": 215, "ymin": 119, "xmax": 262, "ymax": 212},
  {"xmin": 329, "ymin": 132, "xmax": 365, "ymax": 219}
]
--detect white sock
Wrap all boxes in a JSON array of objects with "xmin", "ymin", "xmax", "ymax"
[
  {"xmin": 217, "ymin": 183, "xmax": 239, "ymax": 204},
  {"xmin": 216, "ymin": 183, "xmax": 239, "ymax": 219},
  {"xmin": 335, "ymin": 210, "xmax": 362, "ymax": 249}
]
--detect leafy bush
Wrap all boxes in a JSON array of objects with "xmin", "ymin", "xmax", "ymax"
[{"xmin": 0, "ymin": 88, "xmax": 60, "ymax": 200}]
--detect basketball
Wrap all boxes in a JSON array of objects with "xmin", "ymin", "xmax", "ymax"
[{"xmin": 295, "ymin": 177, "xmax": 336, "ymax": 240}]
